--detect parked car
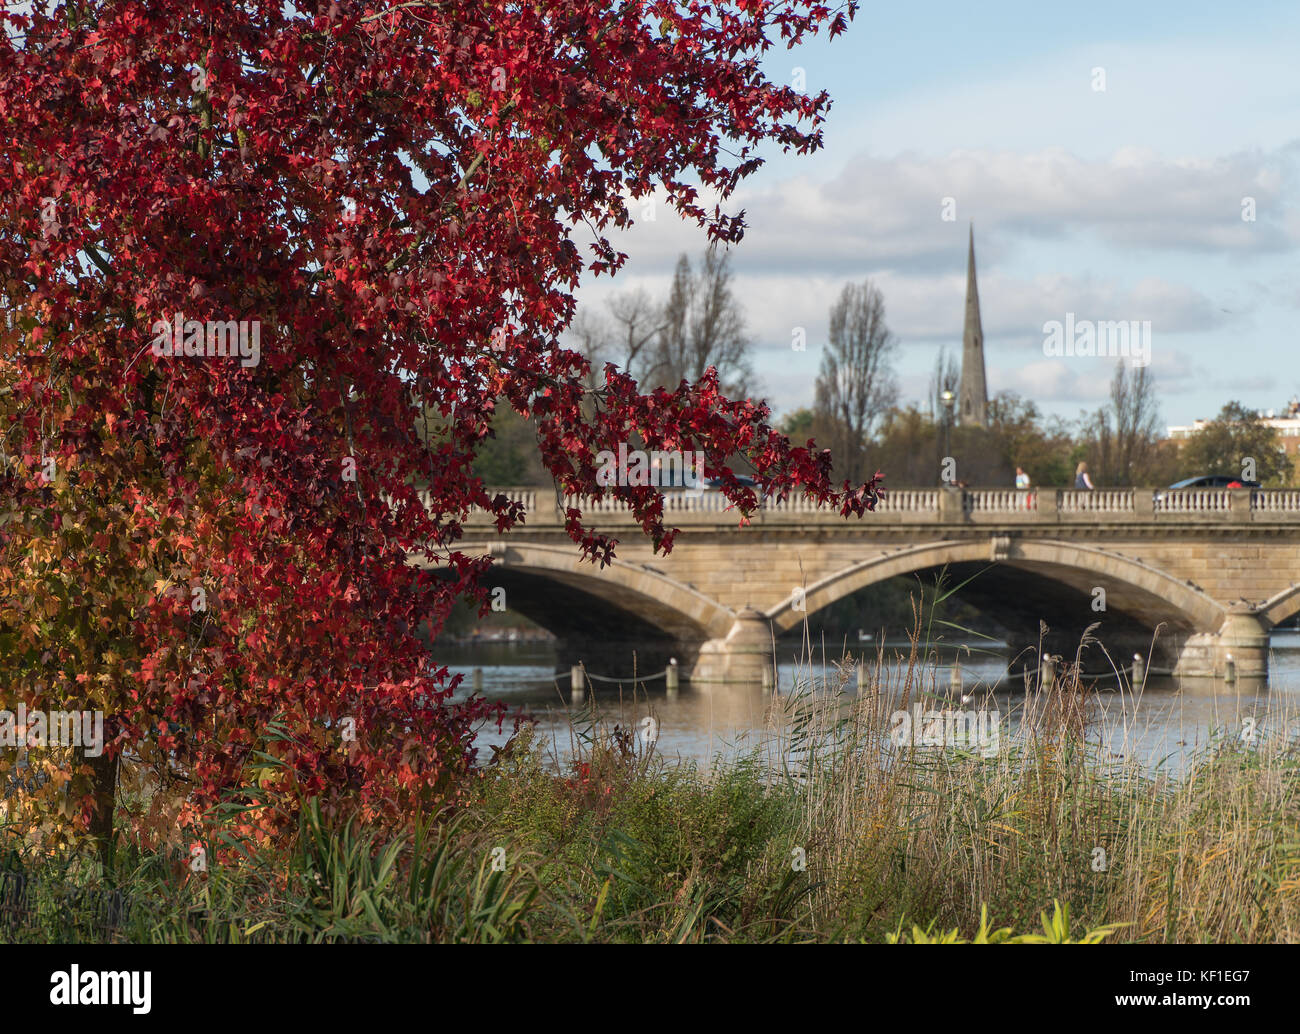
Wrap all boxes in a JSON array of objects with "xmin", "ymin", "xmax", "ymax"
[
  {"xmin": 702, "ymin": 475, "xmax": 759, "ymax": 491},
  {"xmin": 1154, "ymin": 474, "xmax": 1260, "ymax": 506},
  {"xmin": 1166, "ymin": 475, "xmax": 1260, "ymax": 490},
  {"xmin": 680, "ymin": 474, "xmax": 764, "ymax": 502}
]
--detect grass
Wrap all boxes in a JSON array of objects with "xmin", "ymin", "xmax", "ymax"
[{"xmin": 2, "ymin": 637, "xmax": 1299, "ymax": 943}]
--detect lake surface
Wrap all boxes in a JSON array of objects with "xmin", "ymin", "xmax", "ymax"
[{"xmin": 437, "ymin": 632, "xmax": 1300, "ymax": 772}]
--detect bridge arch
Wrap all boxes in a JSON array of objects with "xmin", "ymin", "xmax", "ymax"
[
  {"xmin": 456, "ymin": 542, "xmax": 736, "ymax": 641},
  {"xmin": 1257, "ymin": 584, "xmax": 1300, "ymax": 629},
  {"xmin": 764, "ymin": 538, "xmax": 1227, "ymax": 639}
]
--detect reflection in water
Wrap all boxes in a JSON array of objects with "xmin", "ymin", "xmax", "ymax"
[{"xmin": 437, "ymin": 632, "xmax": 1300, "ymax": 773}]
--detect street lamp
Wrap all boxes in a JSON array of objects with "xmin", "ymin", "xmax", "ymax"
[{"xmin": 940, "ymin": 389, "xmax": 955, "ymax": 483}]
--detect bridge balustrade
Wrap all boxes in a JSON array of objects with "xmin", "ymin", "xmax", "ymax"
[
  {"xmin": 1155, "ymin": 488, "xmax": 1229, "ymax": 513},
  {"xmin": 465, "ymin": 486, "xmax": 1300, "ymax": 523},
  {"xmin": 876, "ymin": 489, "xmax": 941, "ymax": 512},
  {"xmin": 1058, "ymin": 488, "xmax": 1134, "ymax": 513},
  {"xmin": 964, "ymin": 489, "xmax": 1038, "ymax": 513},
  {"xmin": 756, "ymin": 492, "xmax": 822, "ymax": 513},
  {"xmin": 1251, "ymin": 490, "xmax": 1300, "ymax": 512}
]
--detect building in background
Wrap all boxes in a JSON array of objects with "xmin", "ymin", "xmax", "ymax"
[{"xmin": 1167, "ymin": 397, "xmax": 1300, "ymax": 460}]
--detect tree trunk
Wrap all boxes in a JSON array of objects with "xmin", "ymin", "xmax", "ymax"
[{"xmin": 85, "ymin": 751, "xmax": 119, "ymax": 872}]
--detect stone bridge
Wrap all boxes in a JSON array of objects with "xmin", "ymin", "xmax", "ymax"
[{"xmin": 443, "ymin": 486, "xmax": 1300, "ymax": 685}]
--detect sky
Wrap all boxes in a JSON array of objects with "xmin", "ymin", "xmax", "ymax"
[{"xmin": 570, "ymin": 0, "xmax": 1300, "ymax": 430}]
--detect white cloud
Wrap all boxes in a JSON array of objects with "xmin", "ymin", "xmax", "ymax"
[{"xmin": 564, "ymin": 34, "xmax": 1300, "ymax": 426}]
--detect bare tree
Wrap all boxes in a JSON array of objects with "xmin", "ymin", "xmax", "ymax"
[
  {"xmin": 1085, "ymin": 362, "xmax": 1163, "ymax": 485},
  {"xmin": 607, "ymin": 288, "xmax": 664, "ymax": 377},
  {"xmin": 644, "ymin": 250, "xmax": 752, "ymax": 395},
  {"xmin": 569, "ymin": 287, "xmax": 665, "ymax": 387},
  {"xmin": 567, "ymin": 307, "xmax": 615, "ymax": 389},
  {"xmin": 813, "ymin": 280, "xmax": 898, "ymax": 484}
]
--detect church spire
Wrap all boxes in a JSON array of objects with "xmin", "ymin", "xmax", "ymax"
[{"xmin": 958, "ymin": 222, "xmax": 988, "ymax": 427}]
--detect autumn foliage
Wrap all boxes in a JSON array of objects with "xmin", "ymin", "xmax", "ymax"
[{"xmin": 0, "ymin": 0, "xmax": 873, "ymax": 851}]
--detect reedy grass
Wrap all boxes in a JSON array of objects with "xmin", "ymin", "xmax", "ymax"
[{"xmin": 2, "ymin": 628, "xmax": 1298, "ymax": 943}]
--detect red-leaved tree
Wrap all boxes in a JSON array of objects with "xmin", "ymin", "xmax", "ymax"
[{"xmin": 0, "ymin": 0, "xmax": 875, "ymax": 852}]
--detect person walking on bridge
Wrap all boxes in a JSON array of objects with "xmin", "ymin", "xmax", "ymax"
[
  {"xmin": 1015, "ymin": 466, "xmax": 1032, "ymax": 509},
  {"xmin": 1075, "ymin": 461, "xmax": 1094, "ymax": 490}
]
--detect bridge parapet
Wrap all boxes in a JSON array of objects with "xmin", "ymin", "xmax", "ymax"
[
  {"xmin": 1060, "ymin": 488, "xmax": 1133, "ymax": 514},
  {"xmin": 1156, "ymin": 488, "xmax": 1230, "ymax": 513},
  {"xmin": 965, "ymin": 488, "xmax": 1038, "ymax": 513},
  {"xmin": 467, "ymin": 486, "xmax": 1300, "ymax": 526},
  {"xmin": 1245, "ymin": 489, "xmax": 1300, "ymax": 512}
]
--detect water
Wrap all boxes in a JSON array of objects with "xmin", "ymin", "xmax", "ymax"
[{"xmin": 437, "ymin": 632, "xmax": 1300, "ymax": 772}]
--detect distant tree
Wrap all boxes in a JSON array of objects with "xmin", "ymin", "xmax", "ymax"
[
  {"xmin": 645, "ymin": 250, "xmax": 753, "ymax": 395},
  {"xmin": 608, "ymin": 288, "xmax": 666, "ymax": 378},
  {"xmin": 419, "ymin": 401, "xmax": 550, "ymax": 486},
  {"xmin": 978, "ymin": 393, "xmax": 1075, "ymax": 487},
  {"xmin": 566, "ymin": 308, "xmax": 615, "ymax": 388},
  {"xmin": 1082, "ymin": 364, "xmax": 1165, "ymax": 485},
  {"xmin": 569, "ymin": 287, "xmax": 664, "ymax": 385},
  {"xmin": 865, "ymin": 393, "xmax": 1080, "ymax": 487},
  {"xmin": 1179, "ymin": 402, "xmax": 1293, "ymax": 486},
  {"xmin": 814, "ymin": 279, "xmax": 898, "ymax": 484},
  {"xmin": 780, "ymin": 407, "xmax": 816, "ymax": 440},
  {"xmin": 472, "ymin": 405, "xmax": 552, "ymax": 486},
  {"xmin": 1146, "ymin": 437, "xmax": 1185, "ymax": 486},
  {"xmin": 864, "ymin": 405, "xmax": 937, "ymax": 486}
]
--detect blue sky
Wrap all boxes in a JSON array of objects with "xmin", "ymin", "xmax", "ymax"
[{"xmin": 572, "ymin": 0, "xmax": 1300, "ymax": 429}]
